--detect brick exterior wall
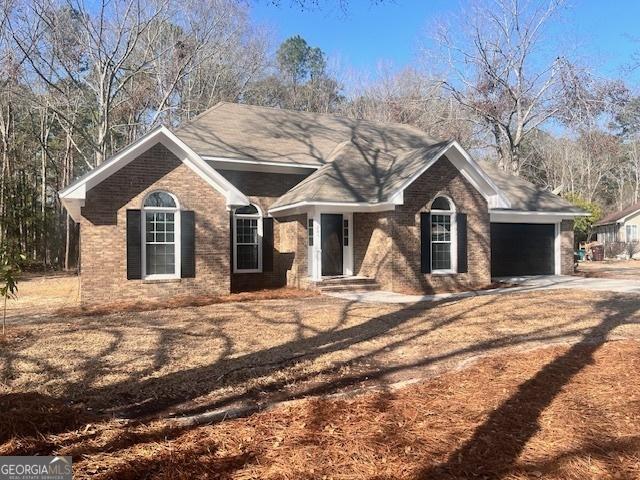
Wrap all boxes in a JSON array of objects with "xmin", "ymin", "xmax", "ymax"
[
  {"xmin": 216, "ymin": 170, "xmax": 310, "ymax": 291},
  {"xmin": 354, "ymin": 155, "xmax": 491, "ymax": 294},
  {"xmin": 353, "ymin": 212, "xmax": 394, "ymax": 290},
  {"xmin": 80, "ymin": 143, "xmax": 230, "ymax": 304},
  {"xmin": 561, "ymin": 219, "xmax": 575, "ymax": 275},
  {"xmin": 78, "ymin": 144, "xmax": 575, "ymax": 303},
  {"xmin": 278, "ymin": 214, "xmax": 310, "ymax": 289}
]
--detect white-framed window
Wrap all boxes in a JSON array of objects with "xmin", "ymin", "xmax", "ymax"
[
  {"xmin": 626, "ymin": 224, "xmax": 638, "ymax": 242},
  {"xmin": 430, "ymin": 196, "xmax": 457, "ymax": 274},
  {"xmin": 142, "ymin": 191, "xmax": 181, "ymax": 280},
  {"xmin": 234, "ymin": 204, "xmax": 262, "ymax": 273}
]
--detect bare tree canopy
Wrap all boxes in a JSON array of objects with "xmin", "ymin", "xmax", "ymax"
[
  {"xmin": 425, "ymin": 0, "xmax": 578, "ymax": 174},
  {"xmin": 0, "ymin": 0, "xmax": 639, "ymax": 270}
]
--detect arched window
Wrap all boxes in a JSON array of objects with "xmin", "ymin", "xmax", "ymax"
[
  {"xmin": 142, "ymin": 191, "xmax": 180, "ymax": 279},
  {"xmin": 430, "ymin": 195, "xmax": 456, "ymax": 273},
  {"xmin": 233, "ymin": 204, "xmax": 262, "ymax": 272}
]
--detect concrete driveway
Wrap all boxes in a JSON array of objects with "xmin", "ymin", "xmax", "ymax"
[{"xmin": 326, "ymin": 275, "xmax": 640, "ymax": 304}]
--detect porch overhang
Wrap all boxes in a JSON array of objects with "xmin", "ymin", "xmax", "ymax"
[{"xmin": 268, "ymin": 201, "xmax": 398, "ymax": 217}]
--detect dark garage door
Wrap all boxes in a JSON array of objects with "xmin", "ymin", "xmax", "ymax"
[{"xmin": 491, "ymin": 223, "xmax": 555, "ymax": 277}]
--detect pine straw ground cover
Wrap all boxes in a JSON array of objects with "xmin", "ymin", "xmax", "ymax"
[
  {"xmin": 2, "ymin": 277, "xmax": 640, "ymax": 477},
  {"xmin": 2, "ymin": 277, "xmax": 640, "ymax": 421},
  {"xmin": 2, "ymin": 340, "xmax": 640, "ymax": 479}
]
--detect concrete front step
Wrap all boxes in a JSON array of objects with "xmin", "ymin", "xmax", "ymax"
[
  {"xmin": 316, "ymin": 276, "xmax": 381, "ymax": 293},
  {"xmin": 318, "ymin": 276, "xmax": 377, "ymax": 286},
  {"xmin": 318, "ymin": 283, "xmax": 381, "ymax": 293}
]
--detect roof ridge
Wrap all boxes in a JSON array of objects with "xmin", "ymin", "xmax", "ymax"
[
  {"xmin": 204, "ymin": 101, "xmax": 441, "ymax": 139},
  {"xmin": 270, "ymin": 141, "xmax": 357, "ymax": 208},
  {"xmin": 174, "ymin": 102, "xmax": 227, "ymax": 133}
]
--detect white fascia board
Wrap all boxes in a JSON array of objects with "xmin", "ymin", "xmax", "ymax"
[
  {"xmin": 389, "ymin": 141, "xmax": 511, "ymax": 210},
  {"xmin": 446, "ymin": 141, "xmax": 511, "ymax": 208},
  {"xmin": 59, "ymin": 125, "xmax": 166, "ymax": 199},
  {"xmin": 388, "ymin": 189, "xmax": 404, "ymax": 205},
  {"xmin": 269, "ymin": 201, "xmax": 396, "ymax": 216},
  {"xmin": 59, "ymin": 126, "xmax": 250, "ymax": 218},
  {"xmin": 159, "ymin": 129, "xmax": 249, "ymax": 207},
  {"xmin": 618, "ymin": 209, "xmax": 640, "ymax": 224},
  {"xmin": 490, "ymin": 210, "xmax": 589, "ymax": 224}
]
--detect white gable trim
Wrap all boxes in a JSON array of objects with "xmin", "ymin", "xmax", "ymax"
[
  {"xmin": 268, "ymin": 141, "xmax": 511, "ymax": 216},
  {"xmin": 59, "ymin": 126, "xmax": 250, "ymax": 221},
  {"xmin": 393, "ymin": 141, "xmax": 511, "ymax": 209},
  {"xmin": 618, "ymin": 208, "xmax": 640, "ymax": 224}
]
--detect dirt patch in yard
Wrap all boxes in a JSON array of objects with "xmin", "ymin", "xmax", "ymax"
[
  {"xmin": 4, "ymin": 274, "xmax": 80, "ymax": 319},
  {"xmin": 57, "ymin": 287, "xmax": 319, "ymax": 316},
  {"xmin": 576, "ymin": 259, "xmax": 640, "ymax": 279},
  {"xmin": 2, "ymin": 340, "xmax": 639, "ymax": 479}
]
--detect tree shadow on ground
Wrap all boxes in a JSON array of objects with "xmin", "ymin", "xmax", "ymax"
[
  {"xmin": 417, "ymin": 294, "xmax": 640, "ymax": 479},
  {"xmin": 3, "ymin": 290, "xmax": 640, "ymax": 473}
]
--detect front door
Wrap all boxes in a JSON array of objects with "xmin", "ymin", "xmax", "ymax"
[{"xmin": 321, "ymin": 214, "xmax": 343, "ymax": 276}]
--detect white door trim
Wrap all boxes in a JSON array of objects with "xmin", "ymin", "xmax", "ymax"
[{"xmin": 307, "ymin": 208, "xmax": 354, "ymax": 280}]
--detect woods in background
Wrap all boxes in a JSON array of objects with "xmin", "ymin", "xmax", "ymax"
[{"xmin": 0, "ymin": 0, "xmax": 639, "ymax": 270}]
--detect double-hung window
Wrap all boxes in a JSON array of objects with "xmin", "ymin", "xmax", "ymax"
[
  {"xmin": 142, "ymin": 191, "xmax": 180, "ymax": 279},
  {"xmin": 430, "ymin": 196, "xmax": 456, "ymax": 273},
  {"xmin": 627, "ymin": 224, "xmax": 638, "ymax": 242},
  {"xmin": 234, "ymin": 205, "xmax": 262, "ymax": 272}
]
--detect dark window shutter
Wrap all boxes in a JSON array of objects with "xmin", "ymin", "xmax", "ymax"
[
  {"xmin": 181, "ymin": 210, "xmax": 196, "ymax": 278},
  {"xmin": 420, "ymin": 212, "xmax": 431, "ymax": 274},
  {"xmin": 263, "ymin": 217, "xmax": 274, "ymax": 272},
  {"xmin": 126, "ymin": 209, "xmax": 142, "ymax": 280},
  {"xmin": 457, "ymin": 213, "xmax": 468, "ymax": 273}
]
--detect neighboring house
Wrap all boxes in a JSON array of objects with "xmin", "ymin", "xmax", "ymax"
[
  {"xmin": 593, "ymin": 202, "xmax": 640, "ymax": 254},
  {"xmin": 59, "ymin": 102, "xmax": 586, "ymax": 304}
]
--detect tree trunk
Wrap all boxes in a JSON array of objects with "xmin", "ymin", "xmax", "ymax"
[
  {"xmin": 41, "ymin": 133, "xmax": 47, "ymax": 270},
  {"xmin": 2, "ymin": 293, "xmax": 6, "ymax": 336}
]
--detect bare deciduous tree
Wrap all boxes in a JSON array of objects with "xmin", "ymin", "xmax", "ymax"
[{"xmin": 427, "ymin": 0, "xmax": 572, "ymax": 174}]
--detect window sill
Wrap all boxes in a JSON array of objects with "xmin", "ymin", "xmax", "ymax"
[
  {"xmin": 142, "ymin": 277, "xmax": 181, "ymax": 284},
  {"xmin": 233, "ymin": 270, "xmax": 263, "ymax": 274},
  {"xmin": 431, "ymin": 270, "xmax": 458, "ymax": 276}
]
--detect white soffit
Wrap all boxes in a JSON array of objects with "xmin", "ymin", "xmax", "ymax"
[{"xmin": 490, "ymin": 210, "xmax": 590, "ymax": 224}]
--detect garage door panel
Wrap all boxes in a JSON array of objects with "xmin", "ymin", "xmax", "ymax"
[{"xmin": 491, "ymin": 223, "xmax": 555, "ymax": 277}]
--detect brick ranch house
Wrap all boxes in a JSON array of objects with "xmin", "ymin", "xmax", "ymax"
[{"xmin": 59, "ymin": 102, "xmax": 586, "ymax": 304}]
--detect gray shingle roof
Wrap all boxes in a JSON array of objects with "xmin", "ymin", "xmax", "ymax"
[
  {"xmin": 270, "ymin": 140, "xmax": 450, "ymax": 208},
  {"xmin": 478, "ymin": 160, "xmax": 584, "ymax": 213},
  {"xmin": 177, "ymin": 102, "xmax": 584, "ymax": 214},
  {"xmin": 176, "ymin": 102, "xmax": 440, "ymax": 165}
]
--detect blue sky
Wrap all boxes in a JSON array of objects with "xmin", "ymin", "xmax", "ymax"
[{"xmin": 251, "ymin": 0, "xmax": 640, "ymax": 86}]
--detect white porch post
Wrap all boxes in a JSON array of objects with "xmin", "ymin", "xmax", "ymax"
[{"xmin": 308, "ymin": 207, "xmax": 322, "ymax": 281}]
